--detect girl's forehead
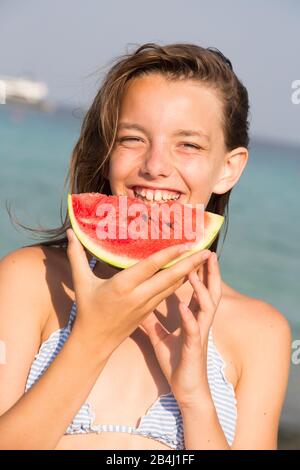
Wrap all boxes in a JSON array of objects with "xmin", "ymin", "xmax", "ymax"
[
  {"xmin": 122, "ymin": 73, "xmax": 218, "ymax": 101},
  {"xmin": 119, "ymin": 77, "xmax": 223, "ymax": 140}
]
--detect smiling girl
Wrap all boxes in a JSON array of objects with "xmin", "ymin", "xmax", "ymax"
[{"xmin": 0, "ymin": 43, "xmax": 291, "ymax": 450}]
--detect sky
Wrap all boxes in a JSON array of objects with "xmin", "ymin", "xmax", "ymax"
[{"xmin": 0, "ymin": 0, "xmax": 299, "ymax": 147}]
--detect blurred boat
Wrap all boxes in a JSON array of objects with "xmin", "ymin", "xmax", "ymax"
[{"xmin": 0, "ymin": 75, "xmax": 55, "ymax": 111}]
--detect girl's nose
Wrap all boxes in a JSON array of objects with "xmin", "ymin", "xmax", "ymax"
[{"xmin": 140, "ymin": 146, "xmax": 172, "ymax": 178}]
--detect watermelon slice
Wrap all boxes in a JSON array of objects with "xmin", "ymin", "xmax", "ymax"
[{"xmin": 67, "ymin": 192, "xmax": 224, "ymax": 269}]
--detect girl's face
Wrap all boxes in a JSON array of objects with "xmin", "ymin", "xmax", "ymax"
[{"xmin": 108, "ymin": 73, "xmax": 237, "ymax": 207}]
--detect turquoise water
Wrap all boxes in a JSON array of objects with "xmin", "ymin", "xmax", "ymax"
[{"xmin": 0, "ymin": 103, "xmax": 300, "ymax": 444}]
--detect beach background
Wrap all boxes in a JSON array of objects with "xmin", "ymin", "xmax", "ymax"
[
  {"xmin": 0, "ymin": 103, "xmax": 299, "ymax": 448},
  {"xmin": 0, "ymin": 0, "xmax": 299, "ymax": 449}
]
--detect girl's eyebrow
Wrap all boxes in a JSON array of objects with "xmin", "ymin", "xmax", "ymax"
[
  {"xmin": 175, "ymin": 129, "xmax": 210, "ymax": 142},
  {"xmin": 118, "ymin": 122, "xmax": 210, "ymax": 142}
]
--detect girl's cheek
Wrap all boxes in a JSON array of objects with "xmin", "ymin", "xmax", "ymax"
[
  {"xmin": 180, "ymin": 160, "xmax": 209, "ymax": 185},
  {"xmin": 109, "ymin": 153, "xmax": 131, "ymax": 178},
  {"xmin": 112, "ymin": 150, "xmax": 140, "ymax": 171}
]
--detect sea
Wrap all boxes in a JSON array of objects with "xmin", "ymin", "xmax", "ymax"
[{"xmin": 0, "ymin": 103, "xmax": 299, "ymax": 448}]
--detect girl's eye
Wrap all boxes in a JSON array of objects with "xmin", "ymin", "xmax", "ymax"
[
  {"xmin": 118, "ymin": 138, "xmax": 201, "ymax": 150},
  {"xmin": 118, "ymin": 137, "xmax": 142, "ymax": 143},
  {"xmin": 181, "ymin": 143, "xmax": 200, "ymax": 149}
]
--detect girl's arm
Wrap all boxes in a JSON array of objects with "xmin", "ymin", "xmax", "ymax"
[
  {"xmin": 229, "ymin": 300, "xmax": 291, "ymax": 449},
  {"xmin": 0, "ymin": 231, "xmax": 210, "ymax": 449},
  {"xmin": 0, "ymin": 247, "xmax": 111, "ymax": 449},
  {"xmin": 180, "ymin": 300, "xmax": 291, "ymax": 450},
  {"xmin": 141, "ymin": 251, "xmax": 292, "ymax": 450}
]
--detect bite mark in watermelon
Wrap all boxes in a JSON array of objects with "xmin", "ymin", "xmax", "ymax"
[{"xmin": 67, "ymin": 192, "xmax": 224, "ymax": 269}]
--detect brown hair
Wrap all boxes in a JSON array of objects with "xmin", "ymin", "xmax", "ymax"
[{"xmin": 7, "ymin": 42, "xmax": 250, "ymax": 256}]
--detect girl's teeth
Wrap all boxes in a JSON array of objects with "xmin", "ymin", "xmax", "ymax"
[
  {"xmin": 146, "ymin": 190, "xmax": 153, "ymax": 201},
  {"xmin": 154, "ymin": 190, "xmax": 162, "ymax": 201},
  {"xmin": 133, "ymin": 187, "xmax": 181, "ymax": 202}
]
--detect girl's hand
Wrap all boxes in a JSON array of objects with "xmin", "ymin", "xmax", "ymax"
[
  {"xmin": 140, "ymin": 251, "xmax": 222, "ymax": 408},
  {"xmin": 66, "ymin": 228, "xmax": 211, "ymax": 357}
]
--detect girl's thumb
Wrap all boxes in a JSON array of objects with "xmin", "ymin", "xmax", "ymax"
[{"xmin": 66, "ymin": 228, "xmax": 92, "ymax": 287}]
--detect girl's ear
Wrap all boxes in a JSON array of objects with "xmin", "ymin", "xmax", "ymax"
[{"xmin": 212, "ymin": 147, "xmax": 248, "ymax": 195}]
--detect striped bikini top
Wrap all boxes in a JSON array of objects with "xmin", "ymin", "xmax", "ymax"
[{"xmin": 24, "ymin": 256, "xmax": 237, "ymax": 450}]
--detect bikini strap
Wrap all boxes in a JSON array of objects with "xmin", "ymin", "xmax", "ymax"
[{"xmin": 67, "ymin": 255, "xmax": 98, "ymax": 329}]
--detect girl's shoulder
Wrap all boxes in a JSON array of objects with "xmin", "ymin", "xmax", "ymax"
[
  {"xmin": 0, "ymin": 243, "xmax": 91, "ymax": 415},
  {"xmin": 215, "ymin": 281, "xmax": 292, "ymax": 380},
  {"xmin": 220, "ymin": 281, "xmax": 291, "ymax": 339},
  {"xmin": 0, "ymin": 244, "xmax": 75, "ymax": 333}
]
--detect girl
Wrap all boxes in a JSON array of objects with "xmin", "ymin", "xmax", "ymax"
[{"xmin": 0, "ymin": 43, "xmax": 291, "ymax": 450}]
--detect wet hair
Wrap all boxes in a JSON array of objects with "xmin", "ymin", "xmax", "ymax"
[{"xmin": 7, "ymin": 42, "xmax": 250, "ymax": 256}]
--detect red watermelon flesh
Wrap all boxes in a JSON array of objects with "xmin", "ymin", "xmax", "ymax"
[{"xmin": 68, "ymin": 192, "xmax": 224, "ymax": 269}]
